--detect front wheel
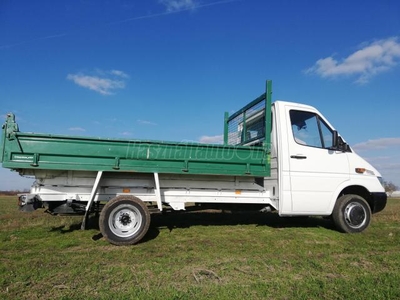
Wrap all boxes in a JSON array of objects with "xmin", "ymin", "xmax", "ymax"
[
  {"xmin": 99, "ymin": 195, "xmax": 150, "ymax": 245},
  {"xmin": 332, "ymin": 194, "xmax": 371, "ymax": 233}
]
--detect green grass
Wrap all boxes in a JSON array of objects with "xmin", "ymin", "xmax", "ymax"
[{"xmin": 1, "ymin": 195, "xmax": 399, "ymax": 299}]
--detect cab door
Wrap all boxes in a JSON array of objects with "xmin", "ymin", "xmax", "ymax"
[{"xmin": 284, "ymin": 105, "xmax": 350, "ymax": 214}]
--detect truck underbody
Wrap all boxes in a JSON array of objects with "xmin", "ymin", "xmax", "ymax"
[{"xmin": 18, "ymin": 169, "xmax": 279, "ymax": 214}]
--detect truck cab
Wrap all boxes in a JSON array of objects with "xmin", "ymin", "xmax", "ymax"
[
  {"xmin": 273, "ymin": 101, "xmax": 386, "ymax": 221},
  {"xmin": 223, "ymin": 82, "xmax": 386, "ymax": 234}
]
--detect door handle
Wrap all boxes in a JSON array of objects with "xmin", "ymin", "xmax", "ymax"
[{"xmin": 290, "ymin": 155, "xmax": 307, "ymax": 159}]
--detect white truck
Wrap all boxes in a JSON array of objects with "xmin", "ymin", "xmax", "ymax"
[{"xmin": 1, "ymin": 81, "xmax": 387, "ymax": 245}]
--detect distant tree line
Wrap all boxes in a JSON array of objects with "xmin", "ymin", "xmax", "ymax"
[
  {"xmin": 0, "ymin": 190, "xmax": 29, "ymax": 195},
  {"xmin": 383, "ymin": 180, "xmax": 399, "ymax": 195}
]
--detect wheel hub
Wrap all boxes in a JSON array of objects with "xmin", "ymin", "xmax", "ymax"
[
  {"xmin": 108, "ymin": 204, "xmax": 143, "ymax": 238},
  {"xmin": 119, "ymin": 213, "xmax": 132, "ymax": 226},
  {"xmin": 345, "ymin": 203, "xmax": 366, "ymax": 228}
]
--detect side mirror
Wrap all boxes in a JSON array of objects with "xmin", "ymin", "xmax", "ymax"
[{"xmin": 332, "ymin": 130, "xmax": 350, "ymax": 152}]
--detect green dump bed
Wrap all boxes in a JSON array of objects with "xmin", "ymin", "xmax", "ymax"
[{"xmin": 1, "ymin": 82, "xmax": 272, "ymax": 177}]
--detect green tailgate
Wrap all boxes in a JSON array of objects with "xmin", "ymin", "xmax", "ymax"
[{"xmin": 1, "ymin": 82, "xmax": 272, "ymax": 177}]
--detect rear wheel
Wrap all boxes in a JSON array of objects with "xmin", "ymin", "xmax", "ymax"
[
  {"xmin": 332, "ymin": 194, "xmax": 371, "ymax": 233},
  {"xmin": 99, "ymin": 195, "xmax": 150, "ymax": 245}
]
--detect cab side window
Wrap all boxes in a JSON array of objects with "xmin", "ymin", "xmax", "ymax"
[{"xmin": 290, "ymin": 110, "xmax": 333, "ymax": 149}]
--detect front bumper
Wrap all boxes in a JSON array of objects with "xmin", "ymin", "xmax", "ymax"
[{"xmin": 369, "ymin": 192, "xmax": 387, "ymax": 214}]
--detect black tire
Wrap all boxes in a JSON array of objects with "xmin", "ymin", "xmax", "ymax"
[
  {"xmin": 332, "ymin": 194, "xmax": 371, "ymax": 233},
  {"xmin": 99, "ymin": 195, "xmax": 150, "ymax": 245}
]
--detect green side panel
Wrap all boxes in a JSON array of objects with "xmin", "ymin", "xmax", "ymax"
[
  {"xmin": 1, "ymin": 81, "xmax": 272, "ymax": 177},
  {"xmin": 1, "ymin": 133, "xmax": 270, "ymax": 178}
]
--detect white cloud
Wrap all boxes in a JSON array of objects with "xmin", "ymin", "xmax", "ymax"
[
  {"xmin": 111, "ymin": 0, "xmax": 237, "ymax": 24},
  {"xmin": 352, "ymin": 137, "xmax": 400, "ymax": 151},
  {"xmin": 352, "ymin": 139, "xmax": 400, "ymax": 186},
  {"xmin": 110, "ymin": 70, "xmax": 129, "ymax": 78},
  {"xmin": 159, "ymin": 0, "xmax": 198, "ymax": 12},
  {"xmin": 305, "ymin": 37, "xmax": 400, "ymax": 84},
  {"xmin": 199, "ymin": 134, "xmax": 223, "ymax": 144},
  {"xmin": 120, "ymin": 131, "xmax": 133, "ymax": 136},
  {"xmin": 362, "ymin": 155, "xmax": 400, "ymax": 186},
  {"xmin": 137, "ymin": 119, "xmax": 157, "ymax": 126},
  {"xmin": 68, "ymin": 127, "xmax": 86, "ymax": 132},
  {"xmin": 67, "ymin": 69, "xmax": 129, "ymax": 95}
]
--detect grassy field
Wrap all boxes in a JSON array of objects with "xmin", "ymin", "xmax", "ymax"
[{"xmin": 0, "ymin": 195, "xmax": 399, "ymax": 300}]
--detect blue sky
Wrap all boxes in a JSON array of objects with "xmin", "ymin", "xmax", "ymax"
[{"xmin": 1, "ymin": 0, "xmax": 400, "ymax": 190}]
